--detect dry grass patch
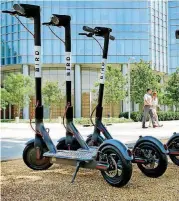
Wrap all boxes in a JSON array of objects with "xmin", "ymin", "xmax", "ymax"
[{"xmin": 1, "ymin": 159, "xmax": 179, "ymax": 201}]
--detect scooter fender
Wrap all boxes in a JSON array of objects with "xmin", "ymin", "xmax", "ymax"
[
  {"xmin": 134, "ymin": 136, "xmax": 168, "ymax": 154},
  {"xmin": 98, "ymin": 139, "xmax": 133, "ymax": 161},
  {"xmin": 86, "ymin": 134, "xmax": 105, "ymax": 144},
  {"xmin": 25, "ymin": 138, "xmax": 35, "ymax": 145},
  {"xmin": 167, "ymin": 132, "xmax": 179, "ymax": 147},
  {"xmin": 57, "ymin": 137, "xmax": 66, "ymax": 143},
  {"xmin": 25, "ymin": 137, "xmax": 47, "ymax": 149}
]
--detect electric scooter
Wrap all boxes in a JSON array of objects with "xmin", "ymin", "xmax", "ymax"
[
  {"xmin": 165, "ymin": 30, "xmax": 179, "ymax": 166},
  {"xmin": 78, "ymin": 26, "xmax": 168, "ymax": 178},
  {"xmin": 3, "ymin": 5, "xmax": 133, "ymax": 187}
]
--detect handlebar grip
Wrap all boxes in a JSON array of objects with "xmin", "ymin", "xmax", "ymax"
[
  {"xmin": 83, "ymin": 26, "xmax": 95, "ymax": 33},
  {"xmin": 2, "ymin": 10, "xmax": 17, "ymax": 15},
  {"xmin": 110, "ymin": 35, "xmax": 115, "ymax": 41},
  {"xmin": 42, "ymin": 22, "xmax": 52, "ymax": 26},
  {"xmin": 79, "ymin": 33, "xmax": 87, "ymax": 35}
]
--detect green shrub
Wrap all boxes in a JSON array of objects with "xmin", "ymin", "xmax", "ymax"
[
  {"xmin": 119, "ymin": 112, "xmax": 128, "ymax": 119},
  {"xmin": 74, "ymin": 117, "xmax": 133, "ymax": 125},
  {"xmin": 74, "ymin": 118, "xmax": 92, "ymax": 125},
  {"xmin": 131, "ymin": 112, "xmax": 143, "ymax": 122},
  {"xmin": 119, "ymin": 111, "xmax": 179, "ymax": 122}
]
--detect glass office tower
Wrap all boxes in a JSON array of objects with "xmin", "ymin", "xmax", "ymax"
[
  {"xmin": 1, "ymin": 0, "xmax": 168, "ymax": 119},
  {"xmin": 168, "ymin": 0, "xmax": 179, "ymax": 73}
]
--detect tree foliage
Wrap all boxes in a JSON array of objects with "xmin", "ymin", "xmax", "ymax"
[
  {"xmin": 104, "ymin": 66, "xmax": 126, "ymax": 104},
  {"xmin": 93, "ymin": 65, "xmax": 126, "ymax": 116},
  {"xmin": 0, "ymin": 88, "xmax": 8, "ymax": 110},
  {"xmin": 3, "ymin": 73, "xmax": 33, "ymax": 117},
  {"xmin": 165, "ymin": 68, "xmax": 179, "ymax": 111},
  {"xmin": 130, "ymin": 60, "xmax": 162, "ymax": 106},
  {"xmin": 42, "ymin": 81, "xmax": 63, "ymax": 120}
]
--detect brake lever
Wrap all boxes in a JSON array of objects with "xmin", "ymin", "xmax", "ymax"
[
  {"xmin": 87, "ymin": 33, "xmax": 93, "ymax": 37},
  {"xmin": 79, "ymin": 33, "xmax": 93, "ymax": 37}
]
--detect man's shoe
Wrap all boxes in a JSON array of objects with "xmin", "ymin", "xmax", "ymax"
[
  {"xmin": 153, "ymin": 125, "xmax": 158, "ymax": 128},
  {"xmin": 142, "ymin": 126, "xmax": 148, "ymax": 129}
]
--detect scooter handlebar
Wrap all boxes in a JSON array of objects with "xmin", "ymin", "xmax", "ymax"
[
  {"xmin": 83, "ymin": 26, "xmax": 115, "ymax": 40},
  {"xmin": 83, "ymin": 26, "xmax": 95, "ymax": 33},
  {"xmin": 176, "ymin": 30, "xmax": 179, "ymax": 39},
  {"xmin": 42, "ymin": 22, "xmax": 52, "ymax": 26},
  {"xmin": 2, "ymin": 10, "xmax": 17, "ymax": 15}
]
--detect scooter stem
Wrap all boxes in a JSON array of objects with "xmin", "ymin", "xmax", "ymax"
[
  {"xmin": 34, "ymin": 11, "xmax": 43, "ymax": 121},
  {"xmin": 96, "ymin": 31, "xmax": 110, "ymax": 119}
]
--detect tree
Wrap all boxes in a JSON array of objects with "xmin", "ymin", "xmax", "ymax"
[
  {"xmin": 0, "ymin": 88, "xmax": 8, "ymax": 110},
  {"xmin": 3, "ymin": 73, "xmax": 33, "ymax": 118},
  {"xmin": 130, "ymin": 60, "xmax": 162, "ymax": 109},
  {"xmin": 42, "ymin": 81, "xmax": 63, "ymax": 120},
  {"xmin": 165, "ymin": 68, "xmax": 179, "ymax": 111},
  {"xmin": 93, "ymin": 65, "xmax": 126, "ymax": 116}
]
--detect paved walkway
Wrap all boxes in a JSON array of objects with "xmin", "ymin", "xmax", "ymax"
[{"xmin": 1, "ymin": 120, "xmax": 179, "ymax": 160}]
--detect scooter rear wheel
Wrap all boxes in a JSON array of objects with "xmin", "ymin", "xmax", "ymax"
[
  {"xmin": 100, "ymin": 145, "xmax": 132, "ymax": 187},
  {"xmin": 136, "ymin": 142, "xmax": 168, "ymax": 178},
  {"xmin": 168, "ymin": 138, "xmax": 179, "ymax": 166},
  {"xmin": 23, "ymin": 142, "xmax": 52, "ymax": 170}
]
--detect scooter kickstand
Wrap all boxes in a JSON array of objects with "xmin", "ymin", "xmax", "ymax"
[{"xmin": 71, "ymin": 161, "xmax": 81, "ymax": 183}]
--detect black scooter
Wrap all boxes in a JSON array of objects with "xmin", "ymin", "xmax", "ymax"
[
  {"xmin": 79, "ymin": 26, "xmax": 169, "ymax": 178},
  {"xmin": 165, "ymin": 30, "xmax": 179, "ymax": 166},
  {"xmin": 3, "ymin": 5, "xmax": 133, "ymax": 187}
]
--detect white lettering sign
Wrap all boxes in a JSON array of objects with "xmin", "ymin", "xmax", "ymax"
[
  {"xmin": 99, "ymin": 59, "xmax": 107, "ymax": 84},
  {"xmin": 34, "ymin": 46, "xmax": 41, "ymax": 78},
  {"xmin": 66, "ymin": 52, "xmax": 71, "ymax": 81}
]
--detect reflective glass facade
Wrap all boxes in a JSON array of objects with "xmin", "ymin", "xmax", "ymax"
[
  {"xmin": 168, "ymin": 0, "xmax": 179, "ymax": 73},
  {"xmin": 0, "ymin": 0, "xmax": 170, "ymax": 118},
  {"xmin": 150, "ymin": 0, "xmax": 168, "ymax": 73},
  {"xmin": 1, "ymin": 0, "xmax": 151, "ymax": 66}
]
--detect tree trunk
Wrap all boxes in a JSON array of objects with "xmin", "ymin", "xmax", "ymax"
[
  {"xmin": 139, "ymin": 103, "xmax": 144, "ymax": 112},
  {"xmin": 112, "ymin": 104, "xmax": 114, "ymax": 117},
  {"xmin": 17, "ymin": 104, "xmax": 21, "ymax": 118},
  {"xmin": 49, "ymin": 106, "xmax": 52, "ymax": 122},
  {"xmin": 109, "ymin": 103, "xmax": 112, "ymax": 118},
  {"xmin": 110, "ymin": 102, "xmax": 114, "ymax": 117}
]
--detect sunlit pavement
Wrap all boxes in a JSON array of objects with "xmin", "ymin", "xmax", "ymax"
[{"xmin": 1, "ymin": 120, "xmax": 179, "ymax": 160}]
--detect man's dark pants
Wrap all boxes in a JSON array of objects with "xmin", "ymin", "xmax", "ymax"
[{"xmin": 142, "ymin": 105, "xmax": 155, "ymax": 127}]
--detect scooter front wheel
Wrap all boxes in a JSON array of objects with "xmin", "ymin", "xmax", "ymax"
[
  {"xmin": 136, "ymin": 142, "xmax": 168, "ymax": 178},
  {"xmin": 23, "ymin": 142, "xmax": 52, "ymax": 170},
  {"xmin": 100, "ymin": 145, "xmax": 132, "ymax": 187}
]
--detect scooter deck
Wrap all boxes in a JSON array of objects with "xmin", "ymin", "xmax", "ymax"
[{"xmin": 43, "ymin": 148, "xmax": 97, "ymax": 161}]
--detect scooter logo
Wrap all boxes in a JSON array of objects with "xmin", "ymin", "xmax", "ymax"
[
  {"xmin": 66, "ymin": 52, "xmax": 71, "ymax": 81},
  {"xmin": 34, "ymin": 46, "xmax": 41, "ymax": 78},
  {"xmin": 100, "ymin": 59, "xmax": 107, "ymax": 84}
]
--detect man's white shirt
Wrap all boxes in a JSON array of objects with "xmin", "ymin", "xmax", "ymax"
[{"xmin": 144, "ymin": 93, "xmax": 152, "ymax": 105}]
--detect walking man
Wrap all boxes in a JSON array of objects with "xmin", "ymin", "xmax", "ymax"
[{"xmin": 142, "ymin": 89, "xmax": 157, "ymax": 128}]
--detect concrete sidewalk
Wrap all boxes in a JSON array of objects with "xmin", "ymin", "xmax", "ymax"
[{"xmin": 1, "ymin": 120, "xmax": 179, "ymax": 160}]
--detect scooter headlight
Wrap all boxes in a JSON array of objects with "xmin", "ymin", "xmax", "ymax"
[
  {"xmin": 13, "ymin": 4, "xmax": 25, "ymax": 15},
  {"xmin": 51, "ymin": 16, "xmax": 60, "ymax": 25}
]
